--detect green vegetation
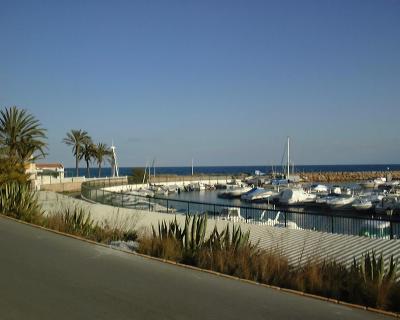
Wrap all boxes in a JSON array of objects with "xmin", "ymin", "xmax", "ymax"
[
  {"xmin": 0, "ymin": 182, "xmax": 42, "ymax": 223},
  {"xmin": 43, "ymin": 205, "xmax": 137, "ymax": 243},
  {"xmin": 93, "ymin": 142, "xmax": 111, "ymax": 177},
  {"xmin": 128, "ymin": 167, "xmax": 147, "ymax": 184},
  {"xmin": 63, "ymin": 129, "xmax": 91, "ymax": 177},
  {"xmin": 0, "ymin": 158, "xmax": 29, "ymax": 185},
  {"xmin": 139, "ymin": 214, "xmax": 400, "ymax": 312},
  {"xmin": 81, "ymin": 139, "xmax": 95, "ymax": 178},
  {"xmin": 0, "ymin": 106, "xmax": 47, "ymax": 184},
  {"xmin": 63, "ymin": 129, "xmax": 111, "ymax": 177},
  {"xmin": 0, "ymin": 106, "xmax": 47, "ymax": 162}
]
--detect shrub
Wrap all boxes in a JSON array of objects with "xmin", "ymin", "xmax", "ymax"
[
  {"xmin": 0, "ymin": 182, "xmax": 42, "ymax": 223},
  {"xmin": 43, "ymin": 205, "xmax": 137, "ymax": 243}
]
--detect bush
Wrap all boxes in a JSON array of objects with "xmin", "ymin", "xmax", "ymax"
[
  {"xmin": 43, "ymin": 205, "xmax": 137, "ymax": 243},
  {"xmin": 128, "ymin": 168, "xmax": 147, "ymax": 184},
  {"xmin": 0, "ymin": 182, "xmax": 42, "ymax": 223}
]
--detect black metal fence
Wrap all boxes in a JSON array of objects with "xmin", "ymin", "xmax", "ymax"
[{"xmin": 81, "ymin": 179, "xmax": 400, "ymax": 240}]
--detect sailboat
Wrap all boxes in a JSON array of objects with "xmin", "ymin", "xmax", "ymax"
[{"xmin": 271, "ymin": 137, "xmax": 291, "ymax": 185}]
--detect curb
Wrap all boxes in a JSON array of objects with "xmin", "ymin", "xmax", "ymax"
[{"xmin": 1, "ymin": 213, "xmax": 399, "ymax": 319}]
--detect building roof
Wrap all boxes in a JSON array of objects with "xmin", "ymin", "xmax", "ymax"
[{"xmin": 36, "ymin": 163, "xmax": 64, "ymax": 169}]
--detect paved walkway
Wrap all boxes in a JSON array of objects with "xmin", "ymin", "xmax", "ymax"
[{"xmin": 0, "ymin": 216, "xmax": 392, "ymax": 320}]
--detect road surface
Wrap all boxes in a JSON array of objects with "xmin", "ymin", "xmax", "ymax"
[{"xmin": 0, "ymin": 216, "xmax": 392, "ymax": 320}]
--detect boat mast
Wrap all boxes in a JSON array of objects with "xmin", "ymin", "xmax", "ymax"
[
  {"xmin": 143, "ymin": 161, "xmax": 148, "ymax": 184},
  {"xmin": 110, "ymin": 141, "xmax": 119, "ymax": 178},
  {"xmin": 152, "ymin": 158, "xmax": 156, "ymax": 178},
  {"xmin": 287, "ymin": 136, "xmax": 290, "ymax": 181}
]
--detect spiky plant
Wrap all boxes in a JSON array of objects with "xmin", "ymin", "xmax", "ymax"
[
  {"xmin": 0, "ymin": 182, "xmax": 42, "ymax": 222},
  {"xmin": 206, "ymin": 224, "xmax": 255, "ymax": 253},
  {"xmin": 60, "ymin": 206, "xmax": 96, "ymax": 237},
  {"xmin": 352, "ymin": 251, "xmax": 398, "ymax": 308},
  {"xmin": 354, "ymin": 251, "xmax": 398, "ymax": 287}
]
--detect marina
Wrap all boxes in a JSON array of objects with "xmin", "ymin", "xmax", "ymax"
[{"xmin": 81, "ymin": 176, "xmax": 400, "ymax": 240}]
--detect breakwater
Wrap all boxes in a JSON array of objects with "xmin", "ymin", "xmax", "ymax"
[
  {"xmin": 300, "ymin": 171, "xmax": 400, "ymax": 182},
  {"xmin": 143, "ymin": 172, "xmax": 400, "ymax": 183}
]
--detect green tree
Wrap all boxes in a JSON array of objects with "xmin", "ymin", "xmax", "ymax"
[
  {"xmin": 129, "ymin": 167, "xmax": 147, "ymax": 184},
  {"xmin": 93, "ymin": 143, "xmax": 110, "ymax": 177},
  {"xmin": 63, "ymin": 129, "xmax": 91, "ymax": 177},
  {"xmin": 81, "ymin": 140, "xmax": 95, "ymax": 178},
  {"xmin": 0, "ymin": 106, "xmax": 47, "ymax": 163}
]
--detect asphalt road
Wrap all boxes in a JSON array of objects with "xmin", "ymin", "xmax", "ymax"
[{"xmin": 0, "ymin": 216, "xmax": 392, "ymax": 320}]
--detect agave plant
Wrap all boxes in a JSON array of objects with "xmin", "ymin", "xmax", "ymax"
[
  {"xmin": 61, "ymin": 206, "xmax": 96, "ymax": 236},
  {"xmin": 353, "ymin": 251, "xmax": 398, "ymax": 287},
  {"xmin": 151, "ymin": 214, "xmax": 257, "ymax": 259},
  {"xmin": 0, "ymin": 182, "xmax": 42, "ymax": 222},
  {"xmin": 152, "ymin": 216, "xmax": 185, "ymax": 243},
  {"xmin": 206, "ymin": 224, "xmax": 256, "ymax": 253},
  {"xmin": 184, "ymin": 214, "xmax": 207, "ymax": 255}
]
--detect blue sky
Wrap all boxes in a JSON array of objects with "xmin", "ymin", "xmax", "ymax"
[{"xmin": 0, "ymin": 0, "xmax": 399, "ymax": 167}]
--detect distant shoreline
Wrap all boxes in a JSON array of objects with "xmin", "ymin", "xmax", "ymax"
[{"xmin": 63, "ymin": 164, "xmax": 400, "ymax": 178}]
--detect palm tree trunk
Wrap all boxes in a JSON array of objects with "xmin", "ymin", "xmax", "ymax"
[
  {"xmin": 75, "ymin": 145, "xmax": 80, "ymax": 177},
  {"xmin": 86, "ymin": 160, "xmax": 90, "ymax": 178},
  {"xmin": 98, "ymin": 164, "xmax": 102, "ymax": 177},
  {"xmin": 75, "ymin": 154, "xmax": 79, "ymax": 177}
]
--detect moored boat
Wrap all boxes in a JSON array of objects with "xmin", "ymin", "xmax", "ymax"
[
  {"xmin": 351, "ymin": 198, "xmax": 373, "ymax": 211},
  {"xmin": 326, "ymin": 196, "xmax": 355, "ymax": 209}
]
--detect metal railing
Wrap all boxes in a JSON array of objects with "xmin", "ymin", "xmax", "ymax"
[{"xmin": 81, "ymin": 179, "xmax": 400, "ymax": 240}]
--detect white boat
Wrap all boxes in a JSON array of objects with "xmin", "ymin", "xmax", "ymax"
[
  {"xmin": 326, "ymin": 196, "xmax": 355, "ymax": 209},
  {"xmin": 315, "ymin": 194, "xmax": 340, "ymax": 205},
  {"xmin": 278, "ymin": 188, "xmax": 316, "ymax": 205},
  {"xmin": 186, "ymin": 182, "xmax": 206, "ymax": 191},
  {"xmin": 331, "ymin": 186, "xmax": 342, "ymax": 195},
  {"xmin": 150, "ymin": 185, "xmax": 168, "ymax": 196},
  {"xmin": 166, "ymin": 184, "xmax": 180, "ymax": 194},
  {"xmin": 375, "ymin": 196, "xmax": 400, "ymax": 214},
  {"xmin": 218, "ymin": 186, "xmax": 252, "ymax": 198},
  {"xmin": 129, "ymin": 188, "xmax": 155, "ymax": 197},
  {"xmin": 374, "ymin": 177, "xmax": 387, "ymax": 186},
  {"xmin": 241, "ymin": 187, "xmax": 278, "ymax": 202},
  {"xmin": 359, "ymin": 191, "xmax": 384, "ymax": 203},
  {"xmin": 351, "ymin": 198, "xmax": 373, "ymax": 211},
  {"xmin": 360, "ymin": 180, "xmax": 375, "ymax": 188},
  {"xmin": 311, "ymin": 184, "xmax": 329, "ymax": 193}
]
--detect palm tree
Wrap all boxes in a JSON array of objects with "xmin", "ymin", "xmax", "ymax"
[
  {"xmin": 63, "ymin": 130, "xmax": 91, "ymax": 177},
  {"xmin": 0, "ymin": 106, "xmax": 47, "ymax": 163},
  {"xmin": 93, "ymin": 143, "xmax": 110, "ymax": 177},
  {"xmin": 81, "ymin": 140, "xmax": 95, "ymax": 178}
]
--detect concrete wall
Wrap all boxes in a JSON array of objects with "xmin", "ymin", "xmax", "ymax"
[
  {"xmin": 40, "ymin": 181, "xmax": 84, "ymax": 192},
  {"xmin": 104, "ymin": 178, "xmax": 239, "ymax": 193},
  {"xmin": 40, "ymin": 176, "xmax": 128, "ymax": 193},
  {"xmin": 145, "ymin": 175, "xmax": 233, "ymax": 184}
]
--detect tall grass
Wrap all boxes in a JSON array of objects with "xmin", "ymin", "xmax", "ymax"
[{"xmin": 139, "ymin": 214, "xmax": 400, "ymax": 312}]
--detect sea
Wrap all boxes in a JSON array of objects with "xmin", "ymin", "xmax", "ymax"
[{"xmin": 64, "ymin": 164, "xmax": 400, "ymax": 178}]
